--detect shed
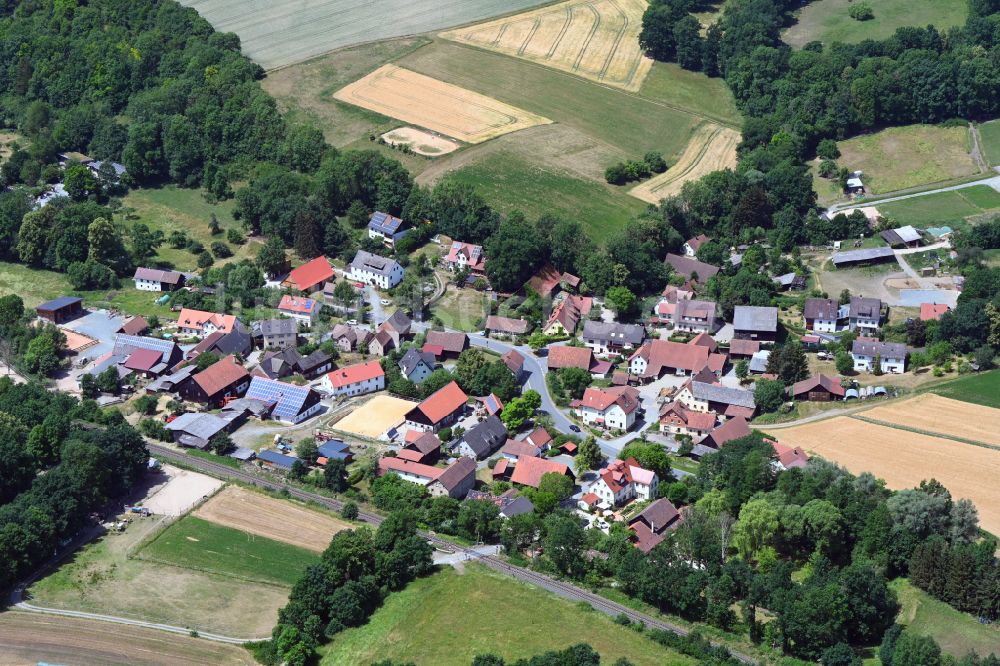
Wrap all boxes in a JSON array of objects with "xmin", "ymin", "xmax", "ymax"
[{"xmin": 36, "ymin": 296, "xmax": 83, "ymax": 324}]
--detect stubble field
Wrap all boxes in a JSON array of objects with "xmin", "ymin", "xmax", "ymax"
[
  {"xmin": 440, "ymin": 0, "xmax": 653, "ymax": 91},
  {"xmin": 334, "ymin": 64, "xmax": 552, "ymax": 143},
  {"xmin": 765, "ymin": 416, "xmax": 1000, "ymax": 536},
  {"xmin": 859, "ymin": 393, "xmax": 1000, "ymax": 447},
  {"xmin": 629, "ymin": 123, "xmax": 740, "ymax": 203},
  {"xmin": 193, "ymin": 485, "xmax": 352, "ymax": 552}
]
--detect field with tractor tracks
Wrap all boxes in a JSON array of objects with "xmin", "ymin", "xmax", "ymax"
[{"xmin": 629, "ymin": 123, "xmax": 740, "ymax": 203}]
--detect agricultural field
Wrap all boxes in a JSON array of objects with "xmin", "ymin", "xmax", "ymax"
[
  {"xmin": 764, "ymin": 416, "xmax": 1000, "ymax": 537},
  {"xmin": 193, "ymin": 485, "xmax": 351, "ymax": 552},
  {"xmin": 29, "ymin": 515, "xmax": 287, "ymax": 637},
  {"xmin": 931, "ymin": 369, "xmax": 1000, "ymax": 409},
  {"xmin": 629, "ymin": 123, "xmax": 740, "ymax": 203},
  {"xmin": 859, "ymin": 393, "xmax": 1000, "ymax": 447},
  {"xmin": 0, "ymin": 613, "xmax": 254, "ymax": 666},
  {"xmin": 980, "ymin": 120, "xmax": 1000, "ymax": 166},
  {"xmin": 176, "ymin": 0, "xmax": 553, "ymax": 70},
  {"xmin": 890, "ymin": 578, "xmax": 1000, "ymax": 658},
  {"xmin": 321, "ymin": 566, "xmax": 696, "ymax": 665},
  {"xmin": 877, "ymin": 185, "xmax": 1000, "ymax": 230},
  {"xmin": 783, "ymin": 0, "xmax": 968, "ymax": 48},
  {"xmin": 334, "ymin": 65, "xmax": 552, "ymax": 144},
  {"xmin": 838, "ymin": 124, "xmax": 979, "ymax": 194},
  {"xmin": 440, "ymin": 0, "xmax": 653, "ymax": 92},
  {"xmin": 138, "ymin": 515, "xmax": 318, "ymax": 586}
]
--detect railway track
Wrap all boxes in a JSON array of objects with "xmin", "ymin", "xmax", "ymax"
[{"xmin": 149, "ymin": 443, "xmax": 756, "ymax": 664}]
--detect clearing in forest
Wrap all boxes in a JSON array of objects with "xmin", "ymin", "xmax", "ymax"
[
  {"xmin": 440, "ymin": 0, "xmax": 653, "ymax": 92},
  {"xmin": 194, "ymin": 485, "xmax": 351, "ymax": 552},
  {"xmin": 628, "ymin": 123, "xmax": 740, "ymax": 203},
  {"xmin": 333, "ymin": 64, "xmax": 552, "ymax": 144}
]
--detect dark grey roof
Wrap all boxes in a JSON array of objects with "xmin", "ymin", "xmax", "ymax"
[
  {"xmin": 852, "ymin": 339, "xmax": 907, "ymax": 358},
  {"xmin": 257, "ymin": 449, "xmax": 300, "ymax": 469},
  {"xmin": 831, "ymin": 247, "xmax": 896, "ymax": 265},
  {"xmin": 399, "ymin": 348, "xmax": 435, "ymax": 376},
  {"xmin": 383, "ymin": 310, "xmax": 412, "ymax": 334},
  {"xmin": 433, "ymin": 456, "xmax": 476, "ymax": 491},
  {"xmin": 165, "ymin": 412, "xmax": 229, "ymax": 447},
  {"xmin": 630, "ymin": 498, "xmax": 680, "ymax": 533},
  {"xmin": 501, "ymin": 495, "xmax": 534, "ymax": 518},
  {"xmin": 259, "ymin": 318, "xmax": 297, "ymax": 337},
  {"xmin": 691, "ymin": 381, "xmax": 756, "ymax": 408},
  {"xmin": 581, "ymin": 321, "xmax": 646, "ymax": 346},
  {"xmin": 351, "ymin": 250, "xmax": 401, "ymax": 277},
  {"xmin": 37, "ymin": 296, "xmax": 82, "ymax": 311},
  {"xmin": 664, "ymin": 254, "xmax": 720, "ymax": 281},
  {"xmin": 748, "ymin": 350, "xmax": 770, "ymax": 373},
  {"xmin": 848, "ymin": 296, "xmax": 881, "ymax": 320},
  {"xmin": 733, "ymin": 306, "xmax": 778, "ymax": 332},
  {"xmin": 803, "ymin": 298, "xmax": 839, "ymax": 321},
  {"xmin": 229, "ymin": 447, "xmax": 256, "ymax": 461},
  {"xmin": 458, "ymin": 414, "xmax": 507, "ymax": 458}
]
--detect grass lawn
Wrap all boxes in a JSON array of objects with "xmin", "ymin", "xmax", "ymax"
[
  {"xmin": 809, "ymin": 159, "xmax": 847, "ymax": 207},
  {"xmin": 0, "ymin": 261, "xmax": 73, "ymax": 308},
  {"xmin": 187, "ymin": 449, "xmax": 241, "ymax": 469},
  {"xmin": 320, "ymin": 565, "xmax": 696, "ymax": 666},
  {"xmin": 930, "ymin": 369, "xmax": 1000, "ymax": 409},
  {"xmin": 431, "ymin": 281, "xmax": 489, "ymax": 332},
  {"xmin": 877, "ymin": 186, "xmax": 1000, "ymax": 231},
  {"xmin": 441, "ymin": 151, "xmax": 647, "ymax": 244},
  {"xmin": 138, "ymin": 515, "xmax": 317, "ymax": 586},
  {"xmin": 891, "ymin": 578, "xmax": 1000, "ymax": 658},
  {"xmin": 980, "ymin": 120, "xmax": 1000, "ymax": 167},
  {"xmin": 783, "ymin": 0, "xmax": 968, "ymax": 48},
  {"xmin": 838, "ymin": 124, "xmax": 977, "ymax": 194}
]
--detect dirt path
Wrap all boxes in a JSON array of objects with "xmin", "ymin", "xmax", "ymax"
[{"xmin": 970, "ymin": 123, "xmax": 989, "ymax": 173}]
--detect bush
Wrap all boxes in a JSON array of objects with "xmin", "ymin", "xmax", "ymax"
[
  {"xmin": 227, "ymin": 228, "xmax": 246, "ymax": 244},
  {"xmin": 211, "ymin": 241, "xmax": 232, "ymax": 258},
  {"xmin": 341, "ymin": 501, "xmax": 359, "ymax": 520},
  {"xmin": 818, "ymin": 159, "xmax": 839, "ymax": 178},
  {"xmin": 197, "ymin": 252, "xmax": 214, "ymax": 269},
  {"xmin": 605, "ymin": 162, "xmax": 627, "ymax": 185},
  {"xmin": 849, "ymin": 2, "xmax": 874, "ymax": 20},
  {"xmin": 643, "ymin": 151, "xmax": 668, "ymax": 173}
]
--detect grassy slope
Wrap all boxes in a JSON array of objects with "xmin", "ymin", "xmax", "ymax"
[
  {"xmin": 930, "ymin": 369, "xmax": 1000, "ymax": 409},
  {"xmin": 980, "ymin": 120, "xmax": 1000, "ymax": 167},
  {"xmin": 877, "ymin": 186, "xmax": 1000, "ymax": 230},
  {"xmin": 321, "ymin": 565, "xmax": 696, "ymax": 666},
  {"xmin": 783, "ymin": 0, "xmax": 968, "ymax": 48},
  {"xmin": 891, "ymin": 578, "xmax": 1000, "ymax": 658},
  {"xmin": 838, "ymin": 125, "xmax": 977, "ymax": 194},
  {"xmin": 442, "ymin": 151, "xmax": 647, "ymax": 243},
  {"xmin": 138, "ymin": 515, "xmax": 317, "ymax": 586}
]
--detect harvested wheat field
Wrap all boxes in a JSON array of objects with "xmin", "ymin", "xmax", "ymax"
[
  {"xmin": 860, "ymin": 393, "xmax": 1000, "ymax": 447},
  {"xmin": 334, "ymin": 394, "xmax": 420, "ymax": 438},
  {"xmin": 766, "ymin": 417, "xmax": 1000, "ymax": 536},
  {"xmin": 193, "ymin": 486, "xmax": 351, "ymax": 552},
  {"xmin": 629, "ymin": 123, "xmax": 740, "ymax": 203},
  {"xmin": 334, "ymin": 65, "xmax": 551, "ymax": 144},
  {"xmin": 0, "ymin": 612, "xmax": 253, "ymax": 666},
  {"xmin": 441, "ymin": 0, "xmax": 653, "ymax": 91},
  {"xmin": 382, "ymin": 127, "xmax": 460, "ymax": 156}
]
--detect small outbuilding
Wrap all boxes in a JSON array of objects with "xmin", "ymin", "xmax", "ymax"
[{"xmin": 36, "ymin": 296, "xmax": 83, "ymax": 324}]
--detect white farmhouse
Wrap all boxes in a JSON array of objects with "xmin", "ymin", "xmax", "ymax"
[{"xmin": 348, "ymin": 250, "xmax": 404, "ymax": 290}]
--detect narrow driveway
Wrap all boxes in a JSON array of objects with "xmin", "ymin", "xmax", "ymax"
[{"xmin": 826, "ymin": 173, "xmax": 1000, "ymax": 216}]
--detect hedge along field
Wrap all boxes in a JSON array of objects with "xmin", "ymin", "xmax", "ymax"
[
  {"xmin": 440, "ymin": 0, "xmax": 653, "ymax": 92},
  {"xmin": 177, "ymin": 0, "xmax": 554, "ymax": 70}
]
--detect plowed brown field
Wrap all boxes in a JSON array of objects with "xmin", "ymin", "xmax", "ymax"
[
  {"xmin": 765, "ymin": 417, "xmax": 1000, "ymax": 536},
  {"xmin": 333, "ymin": 65, "xmax": 551, "ymax": 143},
  {"xmin": 193, "ymin": 486, "xmax": 351, "ymax": 552}
]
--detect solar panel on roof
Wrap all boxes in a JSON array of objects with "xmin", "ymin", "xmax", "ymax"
[
  {"xmin": 113, "ymin": 334, "xmax": 175, "ymax": 360},
  {"xmin": 246, "ymin": 377, "xmax": 311, "ymax": 421}
]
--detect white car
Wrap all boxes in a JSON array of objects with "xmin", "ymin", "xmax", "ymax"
[
  {"xmin": 380, "ymin": 299, "xmax": 390, "ymax": 306},
  {"xmin": 346, "ymin": 319, "xmax": 357, "ymax": 326}
]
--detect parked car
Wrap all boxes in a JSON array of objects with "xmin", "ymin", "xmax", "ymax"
[
  {"xmin": 380, "ymin": 299, "xmax": 390, "ymax": 306},
  {"xmin": 569, "ymin": 425, "xmax": 581, "ymax": 433}
]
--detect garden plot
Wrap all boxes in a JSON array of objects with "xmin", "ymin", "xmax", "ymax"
[
  {"xmin": 440, "ymin": 0, "xmax": 654, "ymax": 91},
  {"xmin": 629, "ymin": 123, "xmax": 740, "ymax": 203},
  {"xmin": 334, "ymin": 65, "xmax": 551, "ymax": 143}
]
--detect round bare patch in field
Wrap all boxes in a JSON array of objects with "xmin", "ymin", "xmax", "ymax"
[
  {"xmin": 382, "ymin": 127, "xmax": 460, "ymax": 156},
  {"xmin": 334, "ymin": 64, "xmax": 551, "ymax": 144},
  {"xmin": 629, "ymin": 124, "xmax": 740, "ymax": 203},
  {"xmin": 193, "ymin": 485, "xmax": 351, "ymax": 552}
]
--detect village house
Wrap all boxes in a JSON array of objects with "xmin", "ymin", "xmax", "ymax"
[
  {"xmin": 117, "ymin": 316, "xmax": 150, "ymax": 337},
  {"xmin": 398, "ymin": 348, "xmax": 436, "ymax": 384},
  {"xmin": 484, "ymin": 315, "xmax": 531, "ymax": 339},
  {"xmin": 546, "ymin": 345, "xmax": 595, "ymax": 373},
  {"xmin": 444, "ymin": 241, "xmax": 487, "ymax": 274},
  {"xmin": 852, "ymin": 339, "xmax": 907, "ymax": 374},
  {"xmin": 367, "ymin": 211, "xmax": 411, "ymax": 248},
  {"xmin": 628, "ymin": 499, "xmax": 682, "ymax": 553},
  {"xmin": 424, "ymin": 330, "xmax": 469, "ymax": 359},
  {"xmin": 176, "ymin": 309, "xmax": 238, "ymax": 338},
  {"xmin": 790, "ymin": 374, "xmax": 845, "ymax": 402},
  {"xmin": 702, "ymin": 416, "xmax": 752, "ymax": 448},
  {"xmin": 244, "ymin": 376, "xmax": 324, "ymax": 424},
  {"xmin": 349, "ymin": 250, "xmax": 404, "ymax": 290},
  {"xmin": 326, "ymin": 323, "xmax": 373, "ymax": 353},
  {"xmin": 453, "ymin": 414, "xmax": 507, "ymax": 460},
  {"xmin": 499, "ymin": 439, "xmax": 542, "ymax": 463},
  {"xmin": 803, "ymin": 298, "xmax": 840, "ymax": 333},
  {"xmin": 683, "ymin": 234, "xmax": 710, "ymax": 257},
  {"xmin": 543, "ymin": 294, "xmax": 592, "ymax": 336},
  {"xmin": 502, "ymin": 349, "xmax": 528, "ymax": 382},
  {"xmin": 257, "ymin": 318, "xmax": 298, "ymax": 349},
  {"xmin": 320, "ymin": 360, "xmax": 385, "ymax": 397},
  {"xmin": 664, "ymin": 298, "xmax": 719, "ymax": 334},
  {"xmin": 369, "ymin": 311, "xmax": 412, "ymax": 356},
  {"xmin": 398, "ymin": 431, "xmax": 441, "ymax": 465},
  {"xmin": 465, "ymin": 489, "xmax": 534, "ymax": 519},
  {"xmin": 179, "ymin": 355, "xmax": 250, "ymax": 406},
  {"xmin": 581, "ymin": 321, "xmax": 645, "ymax": 355},
  {"xmin": 732, "ymin": 305, "xmax": 779, "ymax": 342},
  {"xmin": 663, "ymin": 253, "xmax": 720, "ymax": 283},
  {"xmin": 112, "ymin": 334, "xmax": 184, "ymax": 376},
  {"xmin": 404, "ymin": 380, "xmax": 469, "ymax": 433},
  {"xmin": 772, "ymin": 441, "xmax": 809, "ymax": 470},
  {"xmin": 254, "ymin": 347, "xmax": 332, "ymax": 380},
  {"xmin": 674, "ymin": 380, "xmax": 756, "ymax": 420},
  {"xmin": 590, "ymin": 457, "xmax": 658, "ymax": 507},
  {"xmin": 521, "ymin": 426, "xmax": 553, "ymax": 452},
  {"xmin": 658, "ymin": 400, "xmax": 717, "ymax": 440},
  {"xmin": 575, "ymin": 386, "xmax": 642, "ymax": 431},
  {"xmin": 509, "ymin": 455, "xmax": 574, "ymax": 489},
  {"xmin": 185, "ymin": 320, "xmax": 253, "ymax": 361},
  {"xmin": 283, "ymin": 256, "xmax": 335, "ymax": 294},
  {"xmin": 132, "ymin": 267, "xmax": 184, "ymax": 292},
  {"xmin": 377, "ymin": 456, "xmax": 477, "ymax": 499},
  {"xmin": 628, "ymin": 339, "xmax": 719, "ymax": 379},
  {"xmin": 277, "ymin": 295, "xmax": 322, "ymax": 328},
  {"xmin": 847, "ymin": 296, "xmax": 882, "ymax": 333}
]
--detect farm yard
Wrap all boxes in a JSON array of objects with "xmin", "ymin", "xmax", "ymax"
[
  {"xmin": 440, "ymin": 0, "xmax": 653, "ymax": 92},
  {"xmin": 176, "ymin": 0, "xmax": 553, "ymax": 70},
  {"xmin": 193, "ymin": 486, "xmax": 352, "ymax": 552},
  {"xmin": 858, "ymin": 394, "xmax": 1000, "ymax": 447},
  {"xmin": 629, "ymin": 123, "xmax": 740, "ymax": 203},
  {"xmin": 0, "ymin": 613, "xmax": 254, "ymax": 666},
  {"xmin": 765, "ymin": 416, "xmax": 1000, "ymax": 537},
  {"xmin": 333, "ymin": 64, "xmax": 552, "ymax": 144},
  {"xmin": 320, "ymin": 565, "xmax": 696, "ymax": 665},
  {"xmin": 837, "ymin": 124, "xmax": 979, "ymax": 194},
  {"xmin": 782, "ymin": 0, "xmax": 968, "ymax": 48}
]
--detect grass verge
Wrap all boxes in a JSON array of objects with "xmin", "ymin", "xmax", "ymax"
[{"xmin": 891, "ymin": 578, "xmax": 1000, "ymax": 658}]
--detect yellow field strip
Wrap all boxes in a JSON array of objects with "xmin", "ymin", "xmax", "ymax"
[{"xmin": 629, "ymin": 123, "xmax": 740, "ymax": 203}]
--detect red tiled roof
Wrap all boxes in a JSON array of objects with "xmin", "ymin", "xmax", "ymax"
[
  {"xmin": 278, "ymin": 295, "xmax": 320, "ymax": 314},
  {"xmin": 123, "ymin": 348, "xmax": 162, "ymax": 371},
  {"xmin": 546, "ymin": 345, "xmax": 593, "ymax": 370},
  {"xmin": 485, "ymin": 315, "xmax": 530, "ymax": 335},
  {"xmin": 631, "ymin": 339, "xmax": 709, "ymax": 376},
  {"xmin": 772, "ymin": 440, "xmax": 809, "ymax": 469},
  {"xmin": 422, "ymin": 343, "xmax": 445, "ymax": 357},
  {"xmin": 706, "ymin": 353, "xmax": 726, "ymax": 373},
  {"xmin": 395, "ymin": 448, "xmax": 426, "ymax": 462},
  {"xmin": 790, "ymin": 374, "xmax": 845, "ymax": 398},
  {"xmin": 425, "ymin": 330, "xmax": 468, "ymax": 354},
  {"xmin": 177, "ymin": 308, "xmax": 237, "ymax": 334},
  {"xmin": 406, "ymin": 432, "xmax": 441, "ymax": 455},
  {"xmin": 724, "ymin": 404, "xmax": 756, "ymax": 419},
  {"xmin": 510, "ymin": 456, "xmax": 572, "ymax": 488},
  {"xmin": 378, "ymin": 456, "xmax": 441, "ymax": 481},
  {"xmin": 411, "ymin": 381, "xmax": 468, "ymax": 425},
  {"xmin": 500, "ymin": 439, "xmax": 540, "ymax": 459},
  {"xmin": 492, "ymin": 458, "xmax": 509, "ymax": 477},
  {"xmin": 118, "ymin": 316, "xmax": 149, "ymax": 336},
  {"xmin": 580, "ymin": 492, "xmax": 599, "ymax": 506},
  {"xmin": 729, "ymin": 339, "xmax": 761, "ymax": 356},
  {"xmin": 193, "ymin": 355, "xmax": 249, "ymax": 397},
  {"xmin": 580, "ymin": 386, "xmax": 641, "ymax": 414},
  {"xmin": 286, "ymin": 256, "xmax": 334, "ymax": 292},
  {"xmin": 523, "ymin": 427, "xmax": 553, "ymax": 448},
  {"xmin": 325, "ymin": 360, "xmax": 384, "ymax": 388},
  {"xmin": 689, "ymin": 332, "xmax": 718, "ymax": 352},
  {"xmin": 706, "ymin": 416, "xmax": 751, "ymax": 447},
  {"xmin": 528, "ymin": 264, "xmax": 562, "ymax": 297},
  {"xmin": 502, "ymin": 349, "xmax": 525, "ymax": 373},
  {"xmin": 920, "ymin": 303, "xmax": 950, "ymax": 321}
]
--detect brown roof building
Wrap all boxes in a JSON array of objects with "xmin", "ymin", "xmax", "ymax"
[
  {"xmin": 485, "ymin": 315, "xmax": 531, "ymax": 337},
  {"xmin": 404, "ymin": 381, "xmax": 469, "ymax": 432},
  {"xmin": 424, "ymin": 330, "xmax": 469, "ymax": 358},
  {"xmin": 510, "ymin": 455, "xmax": 574, "ymax": 488},
  {"xmin": 628, "ymin": 499, "xmax": 682, "ymax": 553},
  {"xmin": 790, "ymin": 374, "xmax": 845, "ymax": 401},
  {"xmin": 546, "ymin": 345, "xmax": 594, "ymax": 372},
  {"xmin": 180, "ymin": 355, "xmax": 250, "ymax": 406}
]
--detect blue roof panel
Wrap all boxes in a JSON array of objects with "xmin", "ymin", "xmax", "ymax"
[
  {"xmin": 257, "ymin": 449, "xmax": 299, "ymax": 468},
  {"xmin": 368, "ymin": 211, "xmax": 404, "ymax": 235},
  {"xmin": 246, "ymin": 376, "xmax": 314, "ymax": 421}
]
